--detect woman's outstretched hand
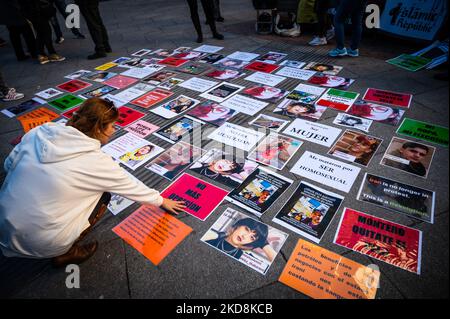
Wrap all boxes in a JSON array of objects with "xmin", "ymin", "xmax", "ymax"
[{"xmin": 161, "ymin": 198, "xmax": 186, "ymax": 215}]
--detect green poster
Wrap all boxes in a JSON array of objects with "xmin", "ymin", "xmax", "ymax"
[
  {"xmin": 386, "ymin": 54, "xmax": 431, "ymax": 72},
  {"xmin": 328, "ymin": 89, "xmax": 359, "ymax": 99},
  {"xmin": 49, "ymin": 94, "xmax": 84, "ymax": 112},
  {"xmin": 397, "ymin": 118, "xmax": 449, "ymax": 147}
]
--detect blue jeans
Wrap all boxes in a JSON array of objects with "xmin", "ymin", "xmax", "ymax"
[{"xmin": 334, "ymin": 0, "xmax": 366, "ymax": 50}]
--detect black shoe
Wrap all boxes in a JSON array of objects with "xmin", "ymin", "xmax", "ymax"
[
  {"xmin": 0, "ymin": 38, "xmax": 6, "ymax": 47},
  {"xmin": 213, "ymin": 32, "xmax": 224, "ymax": 40},
  {"xmin": 104, "ymin": 45, "xmax": 112, "ymax": 53},
  {"xmin": 17, "ymin": 54, "xmax": 31, "ymax": 61},
  {"xmin": 196, "ymin": 35, "xmax": 203, "ymax": 43},
  {"xmin": 216, "ymin": 17, "xmax": 225, "ymax": 22},
  {"xmin": 74, "ymin": 33, "xmax": 86, "ymax": 39},
  {"xmin": 87, "ymin": 52, "xmax": 107, "ymax": 60}
]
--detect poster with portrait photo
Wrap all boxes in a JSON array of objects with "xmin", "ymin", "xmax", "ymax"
[
  {"xmin": 80, "ymin": 85, "xmax": 116, "ymax": 99},
  {"xmin": 83, "ymin": 70, "xmax": 117, "ymax": 83},
  {"xmin": 117, "ymin": 141, "xmax": 164, "ymax": 170},
  {"xmin": 178, "ymin": 62, "xmax": 211, "ymax": 75},
  {"xmin": 150, "ymin": 48, "xmax": 174, "ymax": 58},
  {"xmin": 108, "ymin": 194, "xmax": 135, "ymax": 216},
  {"xmin": 357, "ymin": 173, "xmax": 435, "ymax": 223},
  {"xmin": 303, "ymin": 62, "xmax": 343, "ymax": 75},
  {"xmin": 158, "ymin": 78, "xmax": 185, "ymax": 90},
  {"xmin": 201, "ymin": 208, "xmax": 288, "ymax": 275},
  {"xmin": 205, "ymin": 69, "xmax": 245, "ymax": 81},
  {"xmin": 150, "ymin": 95, "xmax": 200, "ymax": 119},
  {"xmin": 1, "ymin": 97, "xmax": 46, "ymax": 118},
  {"xmin": 333, "ymin": 113, "xmax": 373, "ymax": 132},
  {"xmin": 286, "ymin": 83, "xmax": 326, "ymax": 104},
  {"xmin": 187, "ymin": 101, "xmax": 238, "ymax": 126},
  {"xmin": 142, "ymin": 71, "xmax": 177, "ymax": 86},
  {"xmin": 380, "ymin": 137, "xmax": 435, "ymax": 179},
  {"xmin": 35, "ymin": 88, "xmax": 63, "ymax": 100},
  {"xmin": 347, "ymin": 100, "xmax": 405, "ymax": 126},
  {"xmin": 65, "ymin": 69, "xmax": 92, "ymax": 80},
  {"xmin": 226, "ymin": 166, "xmax": 293, "ymax": 217},
  {"xmin": 244, "ymin": 71, "xmax": 286, "ymax": 87},
  {"xmin": 248, "ymin": 114, "xmax": 289, "ymax": 132},
  {"xmin": 242, "ymin": 85, "xmax": 289, "ymax": 104},
  {"xmin": 273, "ymin": 99, "xmax": 327, "ymax": 121},
  {"xmin": 273, "ymin": 181, "xmax": 344, "ymax": 243},
  {"xmin": 248, "ymin": 133, "xmax": 302, "ymax": 170},
  {"xmin": 146, "ymin": 141, "xmax": 203, "ymax": 181},
  {"xmin": 200, "ymin": 82, "xmax": 244, "ymax": 103},
  {"xmin": 257, "ymin": 51, "xmax": 287, "ymax": 64},
  {"xmin": 221, "ymin": 94, "xmax": 268, "ymax": 116},
  {"xmin": 131, "ymin": 48, "xmax": 152, "ymax": 57},
  {"xmin": 190, "ymin": 149, "xmax": 258, "ymax": 189},
  {"xmin": 172, "ymin": 51, "xmax": 207, "ymax": 60},
  {"xmin": 153, "ymin": 116, "xmax": 205, "ymax": 144},
  {"xmin": 198, "ymin": 53, "xmax": 224, "ymax": 64},
  {"xmin": 213, "ymin": 57, "xmax": 250, "ymax": 70},
  {"xmin": 118, "ymin": 57, "xmax": 151, "ymax": 69},
  {"xmin": 102, "ymin": 132, "xmax": 157, "ymax": 160},
  {"xmin": 328, "ymin": 130, "xmax": 383, "ymax": 167},
  {"xmin": 308, "ymin": 74, "xmax": 354, "ymax": 90},
  {"xmin": 279, "ymin": 60, "xmax": 306, "ymax": 69}
]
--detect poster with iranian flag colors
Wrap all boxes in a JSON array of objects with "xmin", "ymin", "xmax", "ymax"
[{"xmin": 315, "ymin": 88, "xmax": 359, "ymax": 112}]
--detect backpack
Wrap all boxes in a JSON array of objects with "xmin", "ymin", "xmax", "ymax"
[{"xmin": 274, "ymin": 12, "xmax": 300, "ymax": 37}]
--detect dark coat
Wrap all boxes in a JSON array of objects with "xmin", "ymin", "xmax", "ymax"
[
  {"xmin": 0, "ymin": 0, "xmax": 27, "ymax": 26},
  {"xmin": 17, "ymin": 0, "xmax": 56, "ymax": 21}
]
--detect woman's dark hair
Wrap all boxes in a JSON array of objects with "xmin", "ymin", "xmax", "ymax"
[
  {"xmin": 287, "ymin": 102, "xmax": 316, "ymax": 114},
  {"xmin": 343, "ymin": 116, "xmax": 363, "ymax": 125},
  {"xmin": 402, "ymin": 142, "xmax": 429, "ymax": 153},
  {"xmin": 231, "ymin": 218, "xmax": 268, "ymax": 249},
  {"xmin": 66, "ymin": 97, "xmax": 119, "ymax": 140}
]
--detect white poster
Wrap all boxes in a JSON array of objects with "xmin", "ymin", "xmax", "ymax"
[
  {"xmin": 120, "ymin": 67, "xmax": 160, "ymax": 79},
  {"xmin": 208, "ymin": 122, "xmax": 265, "ymax": 152},
  {"xmin": 333, "ymin": 113, "xmax": 373, "ymax": 132},
  {"xmin": 244, "ymin": 71, "xmax": 286, "ymax": 87},
  {"xmin": 283, "ymin": 118, "xmax": 342, "ymax": 147},
  {"xmin": 221, "ymin": 94, "xmax": 268, "ymax": 116},
  {"xmin": 199, "ymin": 82, "xmax": 245, "ymax": 103},
  {"xmin": 131, "ymin": 49, "xmax": 152, "ymax": 57},
  {"xmin": 178, "ymin": 77, "xmax": 218, "ymax": 92},
  {"xmin": 112, "ymin": 83, "xmax": 155, "ymax": 103},
  {"xmin": 279, "ymin": 60, "xmax": 306, "ymax": 69},
  {"xmin": 150, "ymin": 95, "xmax": 200, "ymax": 119},
  {"xmin": 64, "ymin": 70, "xmax": 91, "ymax": 80},
  {"xmin": 226, "ymin": 51, "xmax": 260, "ymax": 61},
  {"xmin": 194, "ymin": 45, "xmax": 224, "ymax": 53},
  {"xmin": 275, "ymin": 67, "xmax": 316, "ymax": 80},
  {"xmin": 108, "ymin": 194, "xmax": 134, "ymax": 215},
  {"xmin": 35, "ymin": 88, "xmax": 63, "ymax": 100},
  {"xmin": 101, "ymin": 94, "xmax": 128, "ymax": 107},
  {"xmin": 292, "ymin": 83, "xmax": 326, "ymax": 97},
  {"xmin": 290, "ymin": 151, "xmax": 361, "ymax": 193}
]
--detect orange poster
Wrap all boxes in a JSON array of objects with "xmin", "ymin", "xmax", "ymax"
[
  {"xmin": 279, "ymin": 239, "xmax": 380, "ymax": 299},
  {"xmin": 112, "ymin": 205, "xmax": 192, "ymax": 265},
  {"xmin": 20, "ymin": 116, "xmax": 52, "ymax": 133},
  {"xmin": 17, "ymin": 107, "xmax": 60, "ymax": 133}
]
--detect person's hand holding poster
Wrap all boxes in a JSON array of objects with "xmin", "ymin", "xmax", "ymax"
[{"xmin": 201, "ymin": 208, "xmax": 288, "ymax": 275}]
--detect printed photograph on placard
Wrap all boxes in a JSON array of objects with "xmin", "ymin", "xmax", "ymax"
[
  {"xmin": 118, "ymin": 57, "xmax": 150, "ymax": 68},
  {"xmin": 35, "ymin": 88, "xmax": 63, "ymax": 100},
  {"xmin": 80, "ymin": 85, "xmax": 116, "ymax": 99},
  {"xmin": 380, "ymin": 137, "xmax": 435, "ymax": 178},
  {"xmin": 178, "ymin": 62, "xmax": 211, "ymax": 75},
  {"xmin": 150, "ymin": 95, "xmax": 200, "ymax": 119},
  {"xmin": 107, "ymin": 194, "xmax": 135, "ymax": 216},
  {"xmin": 248, "ymin": 133, "xmax": 302, "ymax": 170},
  {"xmin": 347, "ymin": 100, "xmax": 405, "ymax": 126},
  {"xmin": 65, "ymin": 69, "xmax": 91, "ymax": 80},
  {"xmin": 199, "ymin": 82, "xmax": 244, "ymax": 103},
  {"xmin": 187, "ymin": 101, "xmax": 237, "ymax": 126},
  {"xmin": 83, "ymin": 71, "xmax": 117, "ymax": 83},
  {"xmin": 257, "ymin": 51, "xmax": 287, "ymax": 64},
  {"xmin": 273, "ymin": 99, "xmax": 326, "ymax": 121},
  {"xmin": 201, "ymin": 208, "xmax": 288, "ymax": 275},
  {"xmin": 333, "ymin": 113, "xmax": 373, "ymax": 132},
  {"xmin": 213, "ymin": 57, "xmax": 250, "ymax": 70},
  {"xmin": 205, "ymin": 68, "xmax": 245, "ymax": 80},
  {"xmin": 146, "ymin": 141, "xmax": 203, "ymax": 181},
  {"xmin": 279, "ymin": 60, "xmax": 305, "ymax": 69},
  {"xmin": 117, "ymin": 141, "xmax": 164, "ymax": 170},
  {"xmin": 150, "ymin": 48, "xmax": 173, "ymax": 57},
  {"xmin": 190, "ymin": 149, "xmax": 258, "ymax": 188},
  {"xmin": 285, "ymin": 83, "xmax": 326, "ymax": 104},
  {"xmin": 143, "ymin": 71, "xmax": 177, "ymax": 86},
  {"xmin": 273, "ymin": 181, "xmax": 344, "ymax": 243},
  {"xmin": 131, "ymin": 48, "xmax": 152, "ymax": 57},
  {"xmin": 328, "ymin": 130, "xmax": 383, "ymax": 167},
  {"xmin": 153, "ymin": 116, "xmax": 204, "ymax": 144},
  {"xmin": 172, "ymin": 51, "xmax": 206, "ymax": 60},
  {"xmin": 226, "ymin": 167, "xmax": 293, "ymax": 217},
  {"xmin": 1, "ymin": 97, "xmax": 46, "ymax": 118},
  {"xmin": 308, "ymin": 73, "xmax": 354, "ymax": 89},
  {"xmin": 198, "ymin": 53, "xmax": 224, "ymax": 64},
  {"xmin": 242, "ymin": 85, "xmax": 289, "ymax": 103},
  {"xmin": 249, "ymin": 114, "xmax": 289, "ymax": 132},
  {"xmin": 158, "ymin": 78, "xmax": 184, "ymax": 90},
  {"xmin": 303, "ymin": 62, "xmax": 343, "ymax": 75}
]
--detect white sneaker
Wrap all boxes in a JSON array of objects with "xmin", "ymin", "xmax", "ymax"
[
  {"xmin": 2, "ymin": 88, "xmax": 25, "ymax": 102},
  {"xmin": 309, "ymin": 36, "xmax": 327, "ymax": 46},
  {"xmin": 326, "ymin": 27, "xmax": 335, "ymax": 41}
]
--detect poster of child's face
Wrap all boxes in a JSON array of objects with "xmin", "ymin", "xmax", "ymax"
[
  {"xmin": 205, "ymin": 69, "xmax": 244, "ymax": 80},
  {"xmin": 273, "ymin": 99, "xmax": 326, "ymax": 121},
  {"xmin": 304, "ymin": 62, "xmax": 343, "ymax": 75},
  {"xmin": 187, "ymin": 101, "xmax": 237, "ymax": 126},
  {"xmin": 308, "ymin": 74, "xmax": 354, "ymax": 89},
  {"xmin": 242, "ymin": 85, "xmax": 288, "ymax": 103},
  {"xmin": 347, "ymin": 100, "xmax": 405, "ymax": 126},
  {"xmin": 380, "ymin": 137, "xmax": 435, "ymax": 178},
  {"xmin": 213, "ymin": 57, "xmax": 249, "ymax": 69},
  {"xmin": 200, "ymin": 53, "xmax": 224, "ymax": 64},
  {"xmin": 144, "ymin": 71, "xmax": 176, "ymax": 84}
]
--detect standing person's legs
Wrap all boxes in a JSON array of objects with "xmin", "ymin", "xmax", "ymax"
[
  {"xmin": 77, "ymin": 0, "xmax": 108, "ymax": 58},
  {"xmin": 38, "ymin": 18, "xmax": 57, "ymax": 55},
  {"xmin": 50, "ymin": 13, "xmax": 64, "ymax": 43},
  {"xmin": 87, "ymin": 0, "xmax": 111, "ymax": 52},
  {"xmin": 7, "ymin": 25, "xmax": 28, "ymax": 60},
  {"xmin": 187, "ymin": 0, "xmax": 203, "ymax": 43},
  {"xmin": 0, "ymin": 70, "xmax": 10, "ymax": 96},
  {"xmin": 200, "ymin": 0, "xmax": 223, "ymax": 39},
  {"xmin": 22, "ymin": 22, "xmax": 39, "ymax": 58},
  {"xmin": 333, "ymin": 0, "xmax": 352, "ymax": 50},
  {"xmin": 213, "ymin": 0, "xmax": 223, "ymax": 21},
  {"xmin": 349, "ymin": 1, "xmax": 366, "ymax": 51}
]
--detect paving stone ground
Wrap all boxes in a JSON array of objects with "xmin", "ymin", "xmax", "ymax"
[{"xmin": 0, "ymin": 0, "xmax": 448, "ymax": 299}]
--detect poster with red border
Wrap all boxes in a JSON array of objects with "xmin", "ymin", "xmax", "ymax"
[
  {"xmin": 116, "ymin": 106, "xmax": 145, "ymax": 127},
  {"xmin": 333, "ymin": 207, "xmax": 422, "ymax": 274},
  {"xmin": 56, "ymin": 79, "xmax": 92, "ymax": 93},
  {"xmin": 244, "ymin": 61, "xmax": 279, "ymax": 73},
  {"xmin": 158, "ymin": 57, "xmax": 189, "ymax": 67},
  {"xmin": 362, "ymin": 88, "xmax": 412, "ymax": 109},
  {"xmin": 130, "ymin": 88, "xmax": 174, "ymax": 109},
  {"xmin": 161, "ymin": 173, "xmax": 228, "ymax": 221}
]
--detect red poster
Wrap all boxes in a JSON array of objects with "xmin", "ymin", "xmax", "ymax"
[
  {"xmin": 161, "ymin": 173, "xmax": 228, "ymax": 221},
  {"xmin": 315, "ymin": 98, "xmax": 350, "ymax": 111},
  {"xmin": 130, "ymin": 88, "xmax": 173, "ymax": 109},
  {"xmin": 244, "ymin": 61, "xmax": 279, "ymax": 73},
  {"xmin": 334, "ymin": 207, "xmax": 422, "ymax": 274},
  {"xmin": 158, "ymin": 57, "xmax": 189, "ymax": 67},
  {"xmin": 62, "ymin": 106, "xmax": 80, "ymax": 119},
  {"xmin": 363, "ymin": 88, "xmax": 412, "ymax": 108},
  {"xmin": 103, "ymin": 75, "xmax": 138, "ymax": 89},
  {"xmin": 56, "ymin": 79, "xmax": 91, "ymax": 93},
  {"xmin": 116, "ymin": 106, "xmax": 145, "ymax": 127}
]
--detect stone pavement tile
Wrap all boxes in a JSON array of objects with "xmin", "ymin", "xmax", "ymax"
[
  {"xmin": 359, "ymin": 212, "xmax": 449, "ymax": 299},
  {"xmin": 13, "ymin": 239, "xmax": 129, "ymax": 299},
  {"xmin": 413, "ymin": 86, "xmax": 449, "ymax": 120}
]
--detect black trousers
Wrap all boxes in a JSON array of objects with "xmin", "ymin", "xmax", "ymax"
[
  {"xmin": 76, "ymin": 192, "xmax": 111, "ymax": 243},
  {"xmin": 75, "ymin": 0, "xmax": 110, "ymax": 53},
  {"xmin": 7, "ymin": 23, "xmax": 38, "ymax": 59},
  {"xmin": 29, "ymin": 17, "xmax": 57, "ymax": 56},
  {"xmin": 0, "ymin": 69, "xmax": 10, "ymax": 95},
  {"xmin": 186, "ymin": 0, "xmax": 218, "ymax": 36}
]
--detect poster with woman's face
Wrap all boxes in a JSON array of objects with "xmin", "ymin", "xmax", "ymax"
[
  {"xmin": 242, "ymin": 85, "xmax": 289, "ymax": 103},
  {"xmin": 201, "ymin": 208, "xmax": 288, "ymax": 275},
  {"xmin": 273, "ymin": 99, "xmax": 327, "ymax": 121},
  {"xmin": 307, "ymin": 74, "xmax": 354, "ymax": 90},
  {"xmin": 303, "ymin": 62, "xmax": 343, "ymax": 75},
  {"xmin": 205, "ymin": 69, "xmax": 244, "ymax": 80},
  {"xmin": 187, "ymin": 101, "xmax": 237, "ymax": 126},
  {"xmin": 347, "ymin": 100, "xmax": 405, "ymax": 126},
  {"xmin": 118, "ymin": 142, "xmax": 164, "ymax": 170},
  {"xmin": 189, "ymin": 149, "xmax": 258, "ymax": 188}
]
